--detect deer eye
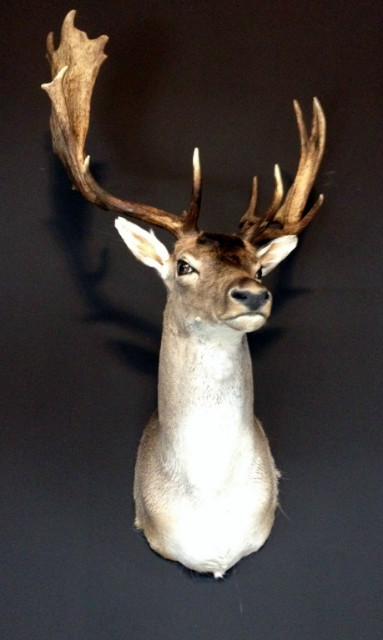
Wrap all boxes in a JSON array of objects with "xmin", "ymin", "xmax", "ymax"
[
  {"xmin": 177, "ymin": 259, "xmax": 195, "ymax": 276},
  {"xmin": 255, "ymin": 267, "xmax": 263, "ymax": 281}
]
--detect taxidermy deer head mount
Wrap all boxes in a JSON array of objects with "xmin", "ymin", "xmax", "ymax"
[{"xmin": 42, "ymin": 11, "xmax": 326, "ymax": 578}]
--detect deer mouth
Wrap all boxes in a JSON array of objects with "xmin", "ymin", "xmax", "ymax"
[
  {"xmin": 235, "ymin": 311, "xmax": 267, "ymax": 319},
  {"xmin": 223, "ymin": 311, "xmax": 268, "ymax": 332}
]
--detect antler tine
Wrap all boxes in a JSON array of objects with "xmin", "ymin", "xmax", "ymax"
[
  {"xmin": 239, "ymin": 176, "xmax": 258, "ymax": 230},
  {"xmin": 240, "ymin": 98, "xmax": 326, "ymax": 244},
  {"xmin": 278, "ymin": 97, "xmax": 326, "ymax": 228},
  {"xmin": 247, "ymin": 176, "xmax": 258, "ymax": 219},
  {"xmin": 182, "ymin": 148, "xmax": 202, "ymax": 233},
  {"xmin": 41, "ymin": 10, "xmax": 192, "ymax": 239},
  {"xmin": 259, "ymin": 163, "xmax": 284, "ymax": 223},
  {"xmin": 239, "ymin": 164, "xmax": 284, "ymax": 237}
]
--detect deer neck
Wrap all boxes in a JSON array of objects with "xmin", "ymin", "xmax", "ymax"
[{"xmin": 157, "ymin": 301, "xmax": 255, "ymax": 439}]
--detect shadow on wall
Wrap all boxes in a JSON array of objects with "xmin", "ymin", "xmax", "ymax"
[{"xmin": 46, "ymin": 150, "xmax": 160, "ymax": 377}]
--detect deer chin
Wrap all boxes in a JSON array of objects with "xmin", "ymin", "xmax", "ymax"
[{"xmin": 224, "ymin": 312, "xmax": 268, "ymax": 333}]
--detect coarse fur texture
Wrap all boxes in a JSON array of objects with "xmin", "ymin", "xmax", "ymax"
[
  {"xmin": 116, "ymin": 221, "xmax": 294, "ymax": 577},
  {"xmin": 134, "ymin": 325, "xmax": 280, "ymax": 578}
]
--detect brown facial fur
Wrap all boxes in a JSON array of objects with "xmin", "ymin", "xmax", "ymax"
[{"xmin": 166, "ymin": 232, "xmax": 270, "ymax": 330}]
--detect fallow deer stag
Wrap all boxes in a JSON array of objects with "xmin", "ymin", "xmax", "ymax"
[{"xmin": 42, "ymin": 11, "xmax": 326, "ymax": 578}]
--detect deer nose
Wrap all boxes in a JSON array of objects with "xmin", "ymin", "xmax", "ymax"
[{"xmin": 230, "ymin": 287, "xmax": 271, "ymax": 311}]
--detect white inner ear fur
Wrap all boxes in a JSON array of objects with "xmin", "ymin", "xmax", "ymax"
[
  {"xmin": 256, "ymin": 235, "xmax": 298, "ymax": 275},
  {"xmin": 115, "ymin": 217, "xmax": 170, "ymax": 275}
]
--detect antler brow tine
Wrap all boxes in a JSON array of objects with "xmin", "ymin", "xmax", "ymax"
[{"xmin": 41, "ymin": 10, "xmax": 200, "ymax": 238}]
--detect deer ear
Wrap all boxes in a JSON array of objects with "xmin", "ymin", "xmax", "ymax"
[
  {"xmin": 256, "ymin": 235, "xmax": 298, "ymax": 275},
  {"xmin": 115, "ymin": 217, "xmax": 170, "ymax": 275}
]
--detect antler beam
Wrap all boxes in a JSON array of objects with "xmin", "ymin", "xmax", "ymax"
[
  {"xmin": 42, "ymin": 11, "xmax": 325, "ymax": 246},
  {"xmin": 239, "ymin": 98, "xmax": 326, "ymax": 243},
  {"xmin": 41, "ymin": 10, "xmax": 200, "ymax": 238}
]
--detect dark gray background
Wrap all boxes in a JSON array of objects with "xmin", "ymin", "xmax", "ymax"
[{"xmin": 1, "ymin": 1, "xmax": 382, "ymax": 638}]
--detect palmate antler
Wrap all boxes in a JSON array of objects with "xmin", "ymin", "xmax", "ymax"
[
  {"xmin": 42, "ymin": 10, "xmax": 325, "ymax": 243},
  {"xmin": 41, "ymin": 10, "xmax": 200, "ymax": 239}
]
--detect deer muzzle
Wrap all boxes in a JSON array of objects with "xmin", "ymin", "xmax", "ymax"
[
  {"xmin": 220, "ymin": 281, "xmax": 272, "ymax": 332},
  {"xmin": 230, "ymin": 287, "xmax": 271, "ymax": 312}
]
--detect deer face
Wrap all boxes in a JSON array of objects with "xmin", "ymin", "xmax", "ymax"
[{"xmin": 115, "ymin": 218, "xmax": 297, "ymax": 334}]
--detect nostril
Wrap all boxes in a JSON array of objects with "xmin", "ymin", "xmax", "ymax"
[
  {"xmin": 231, "ymin": 290, "xmax": 250, "ymax": 301},
  {"xmin": 231, "ymin": 288, "xmax": 271, "ymax": 310},
  {"xmin": 259, "ymin": 290, "xmax": 271, "ymax": 303}
]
